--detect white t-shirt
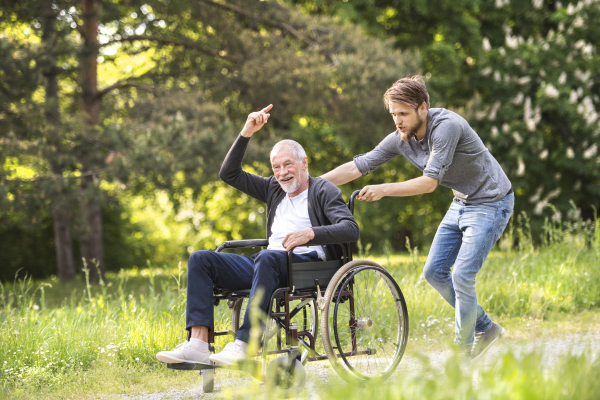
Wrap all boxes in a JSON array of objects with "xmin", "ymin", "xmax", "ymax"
[{"xmin": 267, "ymin": 189, "xmax": 326, "ymax": 260}]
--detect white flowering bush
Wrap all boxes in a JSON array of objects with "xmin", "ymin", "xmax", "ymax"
[{"xmin": 472, "ymin": 0, "xmax": 600, "ymax": 224}]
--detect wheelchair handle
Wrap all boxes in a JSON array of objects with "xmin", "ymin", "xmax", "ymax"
[{"xmin": 349, "ymin": 190, "xmax": 360, "ymax": 216}]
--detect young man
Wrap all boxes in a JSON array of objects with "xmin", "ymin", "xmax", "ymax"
[
  {"xmin": 321, "ymin": 76, "xmax": 514, "ymax": 360},
  {"xmin": 156, "ymin": 105, "xmax": 359, "ymax": 366}
]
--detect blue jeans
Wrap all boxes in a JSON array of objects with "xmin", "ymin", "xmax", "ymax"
[
  {"xmin": 186, "ymin": 249, "xmax": 320, "ymax": 343},
  {"xmin": 423, "ymin": 193, "xmax": 514, "ymax": 348}
]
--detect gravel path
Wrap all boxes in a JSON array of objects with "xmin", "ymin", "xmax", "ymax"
[{"xmin": 119, "ymin": 331, "xmax": 600, "ymax": 400}]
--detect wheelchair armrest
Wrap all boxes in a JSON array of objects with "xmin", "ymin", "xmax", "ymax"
[
  {"xmin": 302, "ymin": 238, "xmax": 356, "ymax": 246},
  {"xmin": 215, "ymin": 239, "xmax": 269, "ymax": 252}
]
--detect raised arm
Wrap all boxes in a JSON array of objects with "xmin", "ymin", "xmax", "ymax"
[{"xmin": 219, "ymin": 105, "xmax": 274, "ymax": 203}]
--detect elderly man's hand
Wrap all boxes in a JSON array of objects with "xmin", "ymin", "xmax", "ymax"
[
  {"xmin": 240, "ymin": 104, "xmax": 272, "ymax": 138},
  {"xmin": 282, "ymin": 228, "xmax": 315, "ymax": 251}
]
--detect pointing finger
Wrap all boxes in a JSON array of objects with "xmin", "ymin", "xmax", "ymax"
[{"xmin": 262, "ymin": 104, "xmax": 273, "ymax": 112}]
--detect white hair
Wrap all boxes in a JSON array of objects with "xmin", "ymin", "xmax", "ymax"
[{"xmin": 270, "ymin": 140, "xmax": 306, "ymax": 162}]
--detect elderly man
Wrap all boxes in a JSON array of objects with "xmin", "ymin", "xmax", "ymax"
[
  {"xmin": 156, "ymin": 104, "xmax": 359, "ymax": 366},
  {"xmin": 322, "ymin": 76, "xmax": 514, "ymax": 361}
]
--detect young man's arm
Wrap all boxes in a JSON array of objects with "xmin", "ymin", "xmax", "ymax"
[
  {"xmin": 356, "ymin": 119, "xmax": 463, "ymax": 201},
  {"xmin": 320, "ymin": 161, "xmax": 362, "ymax": 186},
  {"xmin": 356, "ymin": 176, "xmax": 438, "ymax": 201}
]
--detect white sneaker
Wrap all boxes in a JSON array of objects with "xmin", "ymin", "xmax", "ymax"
[
  {"xmin": 209, "ymin": 341, "xmax": 247, "ymax": 366},
  {"xmin": 156, "ymin": 341, "xmax": 211, "ymax": 364}
]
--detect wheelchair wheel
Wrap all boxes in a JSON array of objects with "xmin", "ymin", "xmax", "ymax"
[
  {"xmin": 266, "ymin": 356, "xmax": 306, "ymax": 397},
  {"xmin": 231, "ymin": 297, "xmax": 318, "ymax": 365},
  {"xmin": 230, "ymin": 298, "xmax": 247, "ymax": 333},
  {"xmin": 321, "ymin": 259, "xmax": 409, "ymax": 383}
]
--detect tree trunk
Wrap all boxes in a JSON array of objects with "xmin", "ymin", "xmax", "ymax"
[
  {"xmin": 52, "ymin": 206, "xmax": 76, "ymax": 280},
  {"xmin": 80, "ymin": 0, "xmax": 105, "ymax": 282},
  {"xmin": 42, "ymin": 1, "xmax": 76, "ymax": 281}
]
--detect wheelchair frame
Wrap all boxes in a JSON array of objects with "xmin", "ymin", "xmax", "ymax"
[{"xmin": 167, "ymin": 191, "xmax": 409, "ymax": 394}]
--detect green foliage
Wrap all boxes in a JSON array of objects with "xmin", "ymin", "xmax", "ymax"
[
  {"xmin": 471, "ymin": 1, "xmax": 600, "ymax": 231},
  {"xmin": 287, "ymin": 0, "xmax": 600, "ymax": 246},
  {"xmin": 319, "ymin": 350, "xmax": 600, "ymax": 400},
  {"xmin": 1, "ymin": 0, "xmax": 424, "ymax": 276},
  {"xmin": 288, "ymin": 0, "xmax": 483, "ymax": 106}
]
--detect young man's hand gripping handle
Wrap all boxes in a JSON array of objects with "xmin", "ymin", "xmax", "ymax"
[{"xmin": 321, "ymin": 161, "xmax": 438, "ymax": 201}]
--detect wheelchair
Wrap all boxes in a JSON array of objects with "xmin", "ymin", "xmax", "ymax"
[{"xmin": 167, "ymin": 190, "xmax": 409, "ymax": 395}]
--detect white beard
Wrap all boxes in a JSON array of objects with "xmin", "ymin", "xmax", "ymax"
[{"xmin": 278, "ymin": 173, "xmax": 302, "ymax": 193}]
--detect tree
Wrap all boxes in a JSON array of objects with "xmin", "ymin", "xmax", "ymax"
[
  {"xmin": 472, "ymin": 0, "xmax": 600, "ymax": 227},
  {"xmin": 1, "ymin": 0, "xmax": 420, "ymax": 279},
  {"xmin": 287, "ymin": 0, "xmax": 483, "ymax": 107},
  {"xmin": 286, "ymin": 0, "xmax": 600, "ymax": 240}
]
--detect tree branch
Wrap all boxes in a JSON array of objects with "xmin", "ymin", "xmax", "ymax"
[
  {"xmin": 197, "ymin": 0, "xmax": 339, "ymax": 64},
  {"xmin": 197, "ymin": 0, "xmax": 304, "ymax": 40},
  {"xmin": 100, "ymin": 35, "xmax": 242, "ymax": 62},
  {"xmin": 97, "ymin": 81, "xmax": 157, "ymax": 98}
]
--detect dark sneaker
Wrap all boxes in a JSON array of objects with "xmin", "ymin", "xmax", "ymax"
[{"xmin": 471, "ymin": 322, "xmax": 506, "ymax": 362}]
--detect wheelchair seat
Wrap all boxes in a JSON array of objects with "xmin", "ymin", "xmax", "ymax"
[
  {"xmin": 213, "ymin": 258, "xmax": 344, "ymax": 298},
  {"xmin": 289, "ymin": 259, "xmax": 343, "ymax": 291}
]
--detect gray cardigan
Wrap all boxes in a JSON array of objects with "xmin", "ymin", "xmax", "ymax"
[{"xmin": 219, "ymin": 135, "xmax": 360, "ymax": 260}]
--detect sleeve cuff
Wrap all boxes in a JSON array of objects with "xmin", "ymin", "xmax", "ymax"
[{"xmin": 353, "ymin": 154, "xmax": 371, "ymax": 176}]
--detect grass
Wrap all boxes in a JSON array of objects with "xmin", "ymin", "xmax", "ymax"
[{"xmin": 0, "ymin": 215, "xmax": 599, "ymax": 399}]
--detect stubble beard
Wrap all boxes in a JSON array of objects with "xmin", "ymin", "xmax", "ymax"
[{"xmin": 398, "ymin": 113, "xmax": 424, "ymax": 142}]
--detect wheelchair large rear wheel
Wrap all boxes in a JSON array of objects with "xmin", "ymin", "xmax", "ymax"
[{"xmin": 321, "ymin": 259, "xmax": 408, "ymax": 383}]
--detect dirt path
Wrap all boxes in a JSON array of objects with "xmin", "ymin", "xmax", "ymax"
[{"xmin": 119, "ymin": 331, "xmax": 600, "ymax": 400}]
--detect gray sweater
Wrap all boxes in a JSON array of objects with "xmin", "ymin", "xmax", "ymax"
[
  {"xmin": 219, "ymin": 135, "xmax": 360, "ymax": 260},
  {"xmin": 354, "ymin": 108, "xmax": 512, "ymax": 204}
]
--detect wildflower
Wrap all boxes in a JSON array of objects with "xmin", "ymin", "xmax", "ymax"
[
  {"xmin": 136, "ymin": 357, "xmax": 140, "ymax": 361},
  {"xmin": 80, "ymin": 362, "xmax": 83, "ymax": 365}
]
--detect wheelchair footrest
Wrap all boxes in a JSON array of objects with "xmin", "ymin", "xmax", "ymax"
[
  {"xmin": 167, "ymin": 359, "xmax": 264, "ymax": 382},
  {"xmin": 167, "ymin": 362, "xmax": 220, "ymax": 371}
]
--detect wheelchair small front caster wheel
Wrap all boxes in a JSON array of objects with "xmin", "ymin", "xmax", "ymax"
[{"xmin": 266, "ymin": 356, "xmax": 306, "ymax": 397}]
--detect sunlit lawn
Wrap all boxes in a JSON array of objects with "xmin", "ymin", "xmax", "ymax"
[{"xmin": 1, "ymin": 229, "xmax": 599, "ymax": 399}]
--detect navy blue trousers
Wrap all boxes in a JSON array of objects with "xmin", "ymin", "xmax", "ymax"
[{"xmin": 186, "ymin": 249, "xmax": 320, "ymax": 342}]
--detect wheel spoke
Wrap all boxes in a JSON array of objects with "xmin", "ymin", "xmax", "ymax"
[{"xmin": 325, "ymin": 263, "xmax": 408, "ymax": 383}]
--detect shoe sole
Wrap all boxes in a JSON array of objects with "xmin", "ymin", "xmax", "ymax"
[
  {"xmin": 209, "ymin": 354, "xmax": 242, "ymax": 366},
  {"xmin": 156, "ymin": 353, "xmax": 210, "ymax": 365},
  {"xmin": 471, "ymin": 327, "xmax": 506, "ymax": 362}
]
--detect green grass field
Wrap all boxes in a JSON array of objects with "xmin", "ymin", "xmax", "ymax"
[{"xmin": 1, "ymin": 218, "xmax": 599, "ymax": 399}]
